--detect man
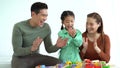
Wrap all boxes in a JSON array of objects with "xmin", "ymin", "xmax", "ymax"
[{"xmin": 11, "ymin": 2, "xmax": 67, "ymax": 68}]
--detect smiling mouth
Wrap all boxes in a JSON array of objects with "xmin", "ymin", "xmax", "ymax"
[
  {"xmin": 38, "ymin": 21, "xmax": 44, "ymax": 27},
  {"xmin": 68, "ymin": 26, "xmax": 73, "ymax": 29}
]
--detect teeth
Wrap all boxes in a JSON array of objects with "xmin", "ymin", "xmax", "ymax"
[
  {"xmin": 69, "ymin": 26, "xmax": 73, "ymax": 29},
  {"xmin": 38, "ymin": 21, "xmax": 44, "ymax": 27}
]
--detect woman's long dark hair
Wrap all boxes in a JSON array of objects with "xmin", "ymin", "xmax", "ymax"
[
  {"xmin": 85, "ymin": 12, "xmax": 104, "ymax": 44},
  {"xmin": 60, "ymin": 10, "xmax": 75, "ymax": 30}
]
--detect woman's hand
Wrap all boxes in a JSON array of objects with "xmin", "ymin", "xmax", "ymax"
[
  {"xmin": 82, "ymin": 37, "xmax": 88, "ymax": 53},
  {"xmin": 93, "ymin": 38, "xmax": 101, "ymax": 53},
  {"xmin": 83, "ymin": 37, "xmax": 88, "ymax": 49}
]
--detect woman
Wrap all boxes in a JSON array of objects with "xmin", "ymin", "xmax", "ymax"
[{"xmin": 79, "ymin": 12, "xmax": 110, "ymax": 63}]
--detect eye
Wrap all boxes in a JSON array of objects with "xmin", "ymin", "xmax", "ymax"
[
  {"xmin": 66, "ymin": 22, "xmax": 69, "ymax": 23},
  {"xmin": 41, "ymin": 14, "xmax": 48, "ymax": 17},
  {"xmin": 90, "ymin": 23, "xmax": 93, "ymax": 26},
  {"xmin": 66, "ymin": 21, "xmax": 70, "ymax": 23}
]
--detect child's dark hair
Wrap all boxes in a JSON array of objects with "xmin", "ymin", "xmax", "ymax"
[
  {"xmin": 31, "ymin": 2, "xmax": 48, "ymax": 15},
  {"xmin": 60, "ymin": 10, "xmax": 75, "ymax": 30}
]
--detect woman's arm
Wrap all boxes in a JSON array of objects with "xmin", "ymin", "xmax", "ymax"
[
  {"xmin": 79, "ymin": 37, "xmax": 88, "ymax": 60},
  {"xmin": 43, "ymin": 24, "xmax": 60, "ymax": 53},
  {"xmin": 79, "ymin": 45, "xmax": 85, "ymax": 60},
  {"xmin": 98, "ymin": 35, "xmax": 110, "ymax": 63}
]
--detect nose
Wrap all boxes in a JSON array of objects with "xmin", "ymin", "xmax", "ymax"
[
  {"xmin": 86, "ymin": 24, "xmax": 91, "ymax": 29},
  {"xmin": 69, "ymin": 22, "xmax": 72, "ymax": 26}
]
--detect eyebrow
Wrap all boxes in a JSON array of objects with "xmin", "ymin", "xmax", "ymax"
[{"xmin": 41, "ymin": 14, "xmax": 48, "ymax": 16}]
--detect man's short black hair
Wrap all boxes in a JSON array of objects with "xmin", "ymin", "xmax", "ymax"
[{"xmin": 31, "ymin": 2, "xmax": 48, "ymax": 14}]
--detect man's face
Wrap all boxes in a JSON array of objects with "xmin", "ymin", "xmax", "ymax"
[{"xmin": 32, "ymin": 9, "xmax": 48, "ymax": 27}]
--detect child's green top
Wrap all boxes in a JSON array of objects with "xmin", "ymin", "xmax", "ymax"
[{"xmin": 58, "ymin": 28, "xmax": 83, "ymax": 62}]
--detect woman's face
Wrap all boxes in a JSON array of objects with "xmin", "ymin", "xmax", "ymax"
[
  {"xmin": 86, "ymin": 17, "xmax": 100, "ymax": 34},
  {"xmin": 63, "ymin": 16, "xmax": 74, "ymax": 30}
]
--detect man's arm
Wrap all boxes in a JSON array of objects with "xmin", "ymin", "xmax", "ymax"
[
  {"xmin": 43, "ymin": 30, "xmax": 60, "ymax": 53},
  {"xmin": 12, "ymin": 24, "xmax": 32, "ymax": 56},
  {"xmin": 44, "ymin": 24, "xmax": 68, "ymax": 53}
]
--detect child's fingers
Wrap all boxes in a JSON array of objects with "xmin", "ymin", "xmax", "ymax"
[{"xmin": 73, "ymin": 29, "xmax": 76, "ymax": 35}]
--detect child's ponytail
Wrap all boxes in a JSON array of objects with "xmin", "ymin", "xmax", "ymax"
[{"xmin": 61, "ymin": 24, "xmax": 64, "ymax": 30}]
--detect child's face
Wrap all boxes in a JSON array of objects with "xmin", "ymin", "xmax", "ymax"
[
  {"xmin": 86, "ymin": 17, "xmax": 100, "ymax": 34},
  {"xmin": 63, "ymin": 16, "xmax": 74, "ymax": 30}
]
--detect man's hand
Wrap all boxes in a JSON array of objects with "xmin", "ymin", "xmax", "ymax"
[
  {"xmin": 31, "ymin": 37, "xmax": 43, "ymax": 51},
  {"xmin": 56, "ymin": 37, "xmax": 68, "ymax": 48}
]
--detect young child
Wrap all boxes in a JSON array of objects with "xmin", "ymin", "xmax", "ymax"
[{"xmin": 58, "ymin": 10, "xmax": 83, "ymax": 63}]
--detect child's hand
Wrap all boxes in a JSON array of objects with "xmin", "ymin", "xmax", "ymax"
[
  {"xmin": 56, "ymin": 37, "xmax": 68, "ymax": 48},
  {"xmin": 68, "ymin": 28, "xmax": 76, "ymax": 37}
]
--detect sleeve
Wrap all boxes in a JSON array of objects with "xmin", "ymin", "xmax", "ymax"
[
  {"xmin": 79, "ymin": 45, "xmax": 85, "ymax": 60},
  {"xmin": 98, "ymin": 35, "xmax": 110, "ymax": 63},
  {"xmin": 72, "ymin": 30, "xmax": 83, "ymax": 47},
  {"xmin": 79, "ymin": 33, "xmax": 86, "ymax": 60},
  {"xmin": 79, "ymin": 32, "xmax": 86, "ymax": 61},
  {"xmin": 58, "ymin": 31, "xmax": 65, "ymax": 38},
  {"xmin": 44, "ymin": 24, "xmax": 60, "ymax": 53},
  {"xmin": 12, "ymin": 24, "xmax": 32, "ymax": 56}
]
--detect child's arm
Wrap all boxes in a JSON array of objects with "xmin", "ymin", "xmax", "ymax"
[
  {"xmin": 72, "ymin": 29, "xmax": 83, "ymax": 47},
  {"xmin": 58, "ymin": 30, "xmax": 69, "ymax": 39},
  {"xmin": 58, "ymin": 30, "xmax": 69, "ymax": 48}
]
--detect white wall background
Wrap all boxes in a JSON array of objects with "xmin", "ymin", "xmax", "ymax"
[{"xmin": 0, "ymin": 0, "xmax": 120, "ymax": 66}]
